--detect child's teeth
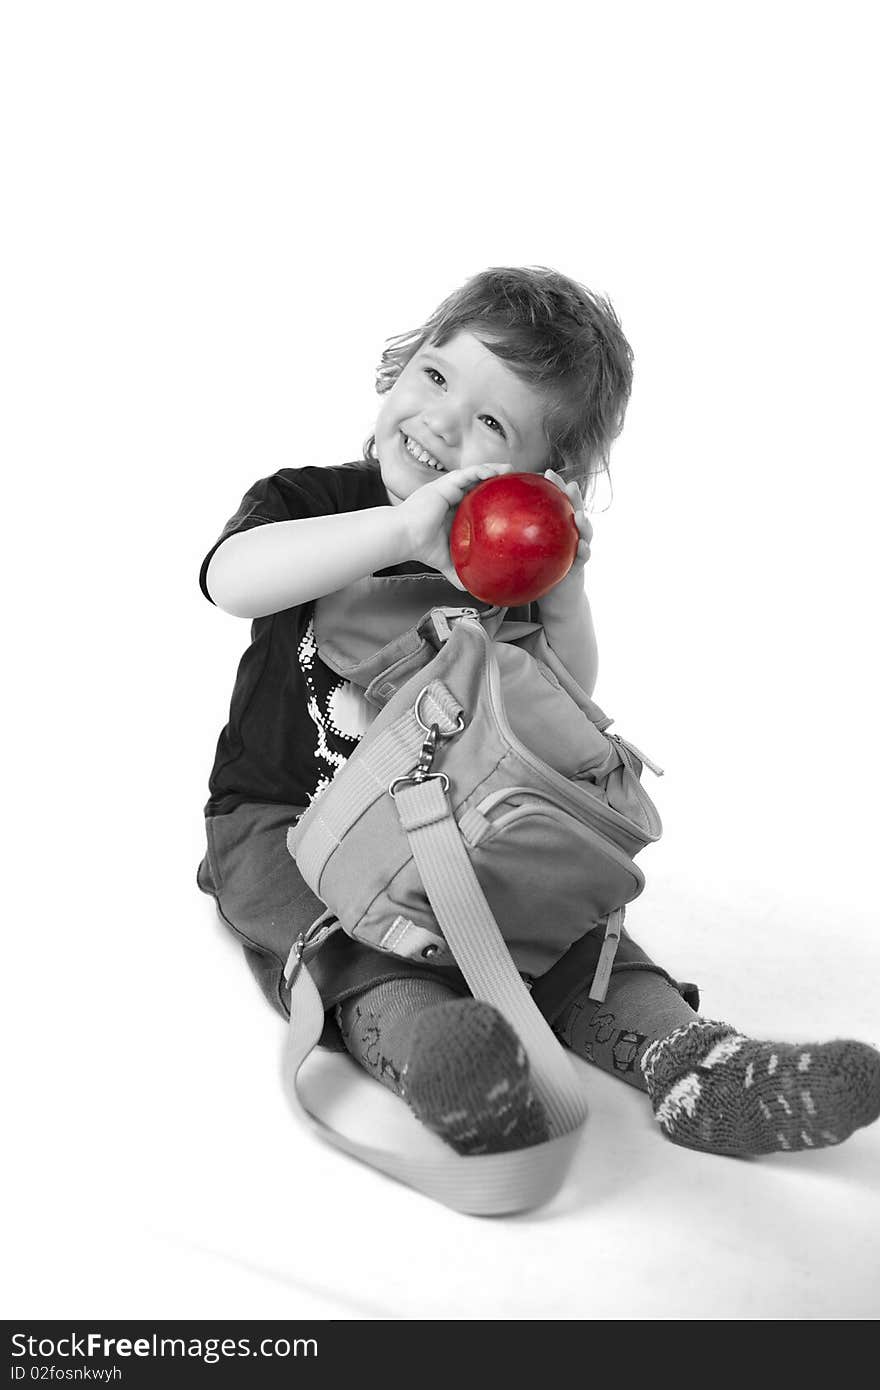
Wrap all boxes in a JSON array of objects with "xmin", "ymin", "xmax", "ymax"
[{"xmin": 405, "ymin": 435, "xmax": 442, "ymax": 470}]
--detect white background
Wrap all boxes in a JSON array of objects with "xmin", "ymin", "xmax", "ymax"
[{"xmin": 2, "ymin": 0, "xmax": 879, "ymax": 1321}]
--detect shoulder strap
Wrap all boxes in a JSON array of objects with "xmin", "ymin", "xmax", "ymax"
[{"xmin": 281, "ymin": 773, "xmax": 591, "ymax": 1216}]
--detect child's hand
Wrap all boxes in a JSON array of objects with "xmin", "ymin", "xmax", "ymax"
[
  {"xmin": 399, "ymin": 464, "xmax": 514, "ymax": 589},
  {"xmin": 539, "ymin": 468, "xmax": 592, "ymax": 605}
]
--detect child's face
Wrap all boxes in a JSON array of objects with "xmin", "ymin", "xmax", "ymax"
[{"xmin": 374, "ymin": 330, "xmax": 552, "ymax": 504}]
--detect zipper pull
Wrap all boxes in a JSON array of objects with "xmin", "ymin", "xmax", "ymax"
[
  {"xmin": 440, "ymin": 605, "xmax": 480, "ymax": 622},
  {"xmin": 612, "ymin": 734, "xmax": 665, "ymax": 777},
  {"xmin": 429, "ymin": 607, "xmax": 480, "ymax": 644}
]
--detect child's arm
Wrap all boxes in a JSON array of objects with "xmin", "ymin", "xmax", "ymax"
[
  {"xmin": 535, "ymin": 470, "xmax": 598, "ymax": 696},
  {"xmin": 206, "ymin": 463, "xmax": 512, "ymax": 618},
  {"xmin": 538, "ymin": 589, "xmax": 599, "ymax": 698},
  {"xmin": 206, "ymin": 506, "xmax": 410, "ymax": 617}
]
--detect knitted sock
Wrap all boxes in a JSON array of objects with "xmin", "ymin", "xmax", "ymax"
[
  {"xmin": 403, "ymin": 997, "xmax": 550, "ymax": 1154},
  {"xmin": 640, "ymin": 1019, "xmax": 880, "ymax": 1156},
  {"xmin": 336, "ymin": 978, "xmax": 549, "ymax": 1155}
]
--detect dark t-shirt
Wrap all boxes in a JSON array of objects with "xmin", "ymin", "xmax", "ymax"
[{"xmin": 200, "ymin": 458, "xmax": 426, "ymax": 817}]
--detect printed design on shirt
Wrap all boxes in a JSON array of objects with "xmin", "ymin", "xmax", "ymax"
[{"xmin": 298, "ymin": 615, "xmax": 374, "ymax": 803}]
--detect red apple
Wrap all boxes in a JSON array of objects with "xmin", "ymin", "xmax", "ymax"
[{"xmin": 449, "ymin": 472, "xmax": 579, "ymax": 606}]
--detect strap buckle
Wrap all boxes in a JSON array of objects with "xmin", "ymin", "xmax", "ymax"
[{"xmin": 283, "ymin": 908, "xmax": 339, "ymax": 987}]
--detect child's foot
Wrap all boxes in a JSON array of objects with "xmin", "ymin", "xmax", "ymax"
[
  {"xmin": 336, "ymin": 980, "xmax": 549, "ymax": 1155},
  {"xmin": 641, "ymin": 1020, "xmax": 880, "ymax": 1156},
  {"xmin": 404, "ymin": 999, "xmax": 550, "ymax": 1155}
]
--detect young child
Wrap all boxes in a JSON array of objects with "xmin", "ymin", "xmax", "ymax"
[{"xmin": 198, "ymin": 266, "xmax": 880, "ymax": 1160}]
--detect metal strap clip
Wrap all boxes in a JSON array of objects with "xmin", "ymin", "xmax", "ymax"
[
  {"xmin": 389, "ymin": 722, "xmax": 450, "ymax": 798},
  {"xmin": 389, "ymin": 687, "xmax": 466, "ymax": 799}
]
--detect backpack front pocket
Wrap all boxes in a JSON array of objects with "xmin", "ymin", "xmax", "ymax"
[
  {"xmin": 460, "ymin": 778, "xmax": 653, "ymax": 857},
  {"xmin": 459, "ymin": 790, "xmax": 645, "ymax": 978}
]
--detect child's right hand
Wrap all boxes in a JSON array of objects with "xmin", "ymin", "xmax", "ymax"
[{"xmin": 399, "ymin": 464, "xmax": 514, "ymax": 589}]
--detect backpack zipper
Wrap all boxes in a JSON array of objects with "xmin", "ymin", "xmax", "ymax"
[{"xmin": 460, "ymin": 617, "xmax": 662, "ymax": 843}]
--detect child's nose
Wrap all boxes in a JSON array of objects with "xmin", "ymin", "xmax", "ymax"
[{"xmin": 423, "ymin": 401, "xmax": 460, "ymax": 445}]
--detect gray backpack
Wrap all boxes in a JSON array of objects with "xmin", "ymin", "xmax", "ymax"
[{"xmin": 282, "ymin": 572, "xmax": 663, "ymax": 1215}]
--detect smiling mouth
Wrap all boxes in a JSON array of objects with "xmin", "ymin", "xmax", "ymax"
[{"xmin": 402, "ymin": 432, "xmax": 445, "ymax": 472}]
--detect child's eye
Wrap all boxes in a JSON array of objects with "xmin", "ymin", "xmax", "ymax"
[
  {"xmin": 424, "ymin": 368, "xmax": 446, "ymax": 387},
  {"xmin": 481, "ymin": 415, "xmax": 506, "ymax": 438}
]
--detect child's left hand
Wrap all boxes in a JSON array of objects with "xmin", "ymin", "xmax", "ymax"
[{"xmin": 540, "ymin": 469, "xmax": 592, "ymax": 604}]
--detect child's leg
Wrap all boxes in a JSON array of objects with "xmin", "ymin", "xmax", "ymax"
[
  {"xmin": 336, "ymin": 977, "xmax": 549, "ymax": 1155},
  {"xmin": 556, "ymin": 966, "xmax": 880, "ymax": 1155},
  {"xmin": 553, "ymin": 963, "xmax": 695, "ymax": 1092}
]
